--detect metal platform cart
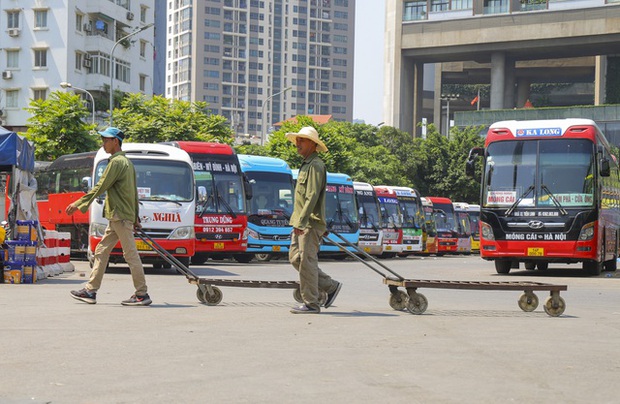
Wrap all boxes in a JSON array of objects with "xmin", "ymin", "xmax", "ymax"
[{"xmin": 323, "ymin": 232, "xmax": 568, "ymax": 317}]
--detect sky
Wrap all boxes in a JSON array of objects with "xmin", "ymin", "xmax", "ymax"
[{"xmin": 353, "ymin": 0, "xmax": 386, "ymax": 126}]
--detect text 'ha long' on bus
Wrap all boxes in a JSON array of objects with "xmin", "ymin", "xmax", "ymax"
[{"xmin": 466, "ymin": 118, "xmax": 620, "ymax": 275}]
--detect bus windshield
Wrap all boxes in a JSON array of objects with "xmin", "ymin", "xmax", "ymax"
[
  {"xmin": 433, "ymin": 202, "xmax": 457, "ymax": 233},
  {"xmin": 191, "ymin": 156, "xmax": 246, "ymax": 214},
  {"xmin": 378, "ymin": 196, "xmax": 402, "ymax": 228},
  {"xmin": 483, "ymin": 139, "xmax": 595, "ymax": 209},
  {"xmin": 326, "ymin": 184, "xmax": 358, "ymax": 232},
  {"xmin": 398, "ymin": 197, "xmax": 423, "ymax": 228},
  {"xmin": 423, "ymin": 205, "xmax": 437, "ymax": 237},
  {"xmin": 356, "ymin": 192, "xmax": 381, "ymax": 230},
  {"xmin": 95, "ymin": 159, "xmax": 194, "ymax": 202},
  {"xmin": 246, "ymin": 171, "xmax": 293, "ymax": 226}
]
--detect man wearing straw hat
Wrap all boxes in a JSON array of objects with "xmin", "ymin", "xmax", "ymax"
[{"xmin": 286, "ymin": 126, "xmax": 342, "ymax": 314}]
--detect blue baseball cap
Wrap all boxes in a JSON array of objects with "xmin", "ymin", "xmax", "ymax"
[{"xmin": 98, "ymin": 127, "xmax": 125, "ymax": 142}]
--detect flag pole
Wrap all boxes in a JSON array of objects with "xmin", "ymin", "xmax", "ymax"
[{"xmin": 476, "ymin": 88, "xmax": 480, "ymax": 111}]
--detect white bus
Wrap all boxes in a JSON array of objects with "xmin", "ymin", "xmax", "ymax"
[
  {"xmin": 353, "ymin": 181, "xmax": 383, "ymax": 255},
  {"xmin": 88, "ymin": 143, "xmax": 196, "ymax": 269}
]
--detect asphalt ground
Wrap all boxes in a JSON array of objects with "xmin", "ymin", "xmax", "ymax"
[{"xmin": 1, "ymin": 254, "xmax": 619, "ymax": 404}]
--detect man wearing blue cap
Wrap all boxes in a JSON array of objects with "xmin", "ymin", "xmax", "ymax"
[{"xmin": 66, "ymin": 127, "xmax": 151, "ymax": 306}]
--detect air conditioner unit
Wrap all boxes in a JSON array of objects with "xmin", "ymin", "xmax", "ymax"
[
  {"xmin": 84, "ymin": 53, "xmax": 91, "ymax": 60},
  {"xmin": 126, "ymin": 12, "xmax": 134, "ymax": 20},
  {"xmin": 8, "ymin": 29, "xmax": 20, "ymax": 37},
  {"xmin": 2, "ymin": 71, "xmax": 13, "ymax": 80},
  {"xmin": 0, "ymin": 109, "xmax": 5, "ymax": 118},
  {"xmin": 83, "ymin": 23, "xmax": 92, "ymax": 32},
  {"xmin": 83, "ymin": 59, "xmax": 92, "ymax": 68}
]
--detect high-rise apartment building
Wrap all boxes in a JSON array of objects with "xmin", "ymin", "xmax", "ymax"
[
  {"xmin": 0, "ymin": 0, "xmax": 155, "ymax": 132},
  {"xmin": 165, "ymin": 0, "xmax": 355, "ymax": 140}
]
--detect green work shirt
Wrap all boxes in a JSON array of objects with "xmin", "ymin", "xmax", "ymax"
[
  {"xmin": 76, "ymin": 151, "xmax": 139, "ymax": 223},
  {"xmin": 290, "ymin": 152, "xmax": 327, "ymax": 233}
]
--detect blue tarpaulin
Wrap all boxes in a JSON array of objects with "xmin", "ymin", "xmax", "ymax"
[{"xmin": 0, "ymin": 128, "xmax": 35, "ymax": 172}]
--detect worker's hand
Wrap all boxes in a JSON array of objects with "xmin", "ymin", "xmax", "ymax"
[
  {"xmin": 134, "ymin": 221, "xmax": 142, "ymax": 231},
  {"xmin": 65, "ymin": 202, "xmax": 79, "ymax": 216},
  {"xmin": 293, "ymin": 227, "xmax": 304, "ymax": 236},
  {"xmin": 323, "ymin": 230, "xmax": 330, "ymax": 237}
]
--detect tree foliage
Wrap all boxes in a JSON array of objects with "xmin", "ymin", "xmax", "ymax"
[
  {"xmin": 113, "ymin": 94, "xmax": 234, "ymax": 144},
  {"xmin": 24, "ymin": 91, "xmax": 99, "ymax": 160}
]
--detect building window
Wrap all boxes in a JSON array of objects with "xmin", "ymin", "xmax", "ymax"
[
  {"xmin": 139, "ymin": 75, "xmax": 146, "ymax": 92},
  {"xmin": 6, "ymin": 90, "xmax": 19, "ymax": 108},
  {"xmin": 7, "ymin": 10, "xmax": 20, "ymax": 29},
  {"xmin": 6, "ymin": 50, "xmax": 19, "ymax": 68},
  {"xmin": 33, "ymin": 88, "xmax": 47, "ymax": 101},
  {"xmin": 34, "ymin": 49, "xmax": 48, "ymax": 68},
  {"xmin": 75, "ymin": 52, "xmax": 83, "ymax": 70},
  {"xmin": 34, "ymin": 9, "xmax": 48, "ymax": 29},
  {"xmin": 140, "ymin": 6, "xmax": 148, "ymax": 23},
  {"xmin": 140, "ymin": 40, "xmax": 147, "ymax": 57},
  {"xmin": 403, "ymin": 1, "xmax": 427, "ymax": 21},
  {"xmin": 76, "ymin": 14, "xmax": 83, "ymax": 31}
]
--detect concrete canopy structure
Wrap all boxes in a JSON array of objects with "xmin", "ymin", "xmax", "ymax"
[{"xmin": 384, "ymin": 0, "xmax": 620, "ymax": 137}]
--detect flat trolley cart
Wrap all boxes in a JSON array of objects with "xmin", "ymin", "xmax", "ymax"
[
  {"xmin": 323, "ymin": 232, "xmax": 568, "ymax": 317},
  {"xmin": 135, "ymin": 229, "xmax": 304, "ymax": 305}
]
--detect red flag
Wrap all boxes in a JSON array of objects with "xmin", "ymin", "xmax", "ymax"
[
  {"xmin": 524, "ymin": 99, "xmax": 534, "ymax": 108},
  {"xmin": 470, "ymin": 95, "xmax": 479, "ymax": 106}
]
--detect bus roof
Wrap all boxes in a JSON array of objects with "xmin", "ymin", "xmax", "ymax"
[
  {"xmin": 164, "ymin": 141, "xmax": 235, "ymax": 156},
  {"xmin": 421, "ymin": 197, "xmax": 433, "ymax": 207},
  {"xmin": 238, "ymin": 154, "xmax": 291, "ymax": 173},
  {"xmin": 486, "ymin": 119, "xmax": 609, "ymax": 147},
  {"xmin": 353, "ymin": 181, "xmax": 374, "ymax": 192},
  {"xmin": 95, "ymin": 143, "xmax": 192, "ymax": 165},
  {"xmin": 326, "ymin": 172, "xmax": 353, "ymax": 185},
  {"xmin": 47, "ymin": 151, "xmax": 96, "ymax": 171},
  {"xmin": 468, "ymin": 204, "xmax": 480, "ymax": 212},
  {"xmin": 426, "ymin": 196, "xmax": 453, "ymax": 205},
  {"xmin": 385, "ymin": 185, "xmax": 419, "ymax": 198},
  {"xmin": 453, "ymin": 202, "xmax": 470, "ymax": 211},
  {"xmin": 373, "ymin": 186, "xmax": 397, "ymax": 197}
]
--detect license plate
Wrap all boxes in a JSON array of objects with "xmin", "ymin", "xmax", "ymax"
[
  {"xmin": 272, "ymin": 245, "xmax": 281, "ymax": 252},
  {"xmin": 136, "ymin": 240, "xmax": 153, "ymax": 251},
  {"xmin": 385, "ymin": 245, "xmax": 392, "ymax": 251},
  {"xmin": 528, "ymin": 247, "xmax": 544, "ymax": 256},
  {"xmin": 214, "ymin": 242, "xmax": 225, "ymax": 250},
  {"xmin": 363, "ymin": 247, "xmax": 371, "ymax": 253}
]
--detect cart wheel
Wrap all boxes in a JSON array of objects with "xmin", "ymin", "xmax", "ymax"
[
  {"xmin": 196, "ymin": 287, "xmax": 206, "ymax": 303},
  {"xmin": 202, "ymin": 286, "xmax": 223, "ymax": 306},
  {"xmin": 293, "ymin": 288, "xmax": 303, "ymax": 303},
  {"xmin": 406, "ymin": 292, "xmax": 428, "ymax": 315},
  {"xmin": 389, "ymin": 290, "xmax": 409, "ymax": 311},
  {"xmin": 517, "ymin": 292, "xmax": 539, "ymax": 312},
  {"xmin": 543, "ymin": 295, "xmax": 566, "ymax": 317}
]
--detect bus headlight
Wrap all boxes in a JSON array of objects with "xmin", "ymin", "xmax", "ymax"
[
  {"xmin": 242, "ymin": 227, "xmax": 249, "ymax": 241},
  {"xmin": 89, "ymin": 222, "xmax": 107, "ymax": 238},
  {"xmin": 578, "ymin": 222, "xmax": 595, "ymax": 241},
  {"xmin": 248, "ymin": 229, "xmax": 259, "ymax": 240},
  {"xmin": 169, "ymin": 226, "xmax": 194, "ymax": 239},
  {"xmin": 480, "ymin": 221, "xmax": 495, "ymax": 241}
]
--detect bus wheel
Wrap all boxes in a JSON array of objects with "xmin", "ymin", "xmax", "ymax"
[
  {"xmin": 152, "ymin": 262, "xmax": 163, "ymax": 270},
  {"xmin": 191, "ymin": 254, "xmax": 207, "ymax": 265},
  {"xmin": 495, "ymin": 260, "xmax": 511, "ymax": 274},
  {"xmin": 255, "ymin": 253, "xmax": 272, "ymax": 262},
  {"xmin": 524, "ymin": 262, "xmax": 536, "ymax": 270},
  {"xmin": 604, "ymin": 258, "xmax": 617, "ymax": 272},
  {"xmin": 537, "ymin": 262, "xmax": 549, "ymax": 271},
  {"xmin": 234, "ymin": 254, "xmax": 253, "ymax": 263},
  {"xmin": 583, "ymin": 260, "xmax": 602, "ymax": 276}
]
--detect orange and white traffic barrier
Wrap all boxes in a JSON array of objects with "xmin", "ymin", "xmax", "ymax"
[{"xmin": 57, "ymin": 231, "xmax": 74, "ymax": 272}]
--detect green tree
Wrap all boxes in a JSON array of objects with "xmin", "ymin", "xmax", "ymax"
[
  {"xmin": 24, "ymin": 91, "xmax": 99, "ymax": 160},
  {"xmin": 112, "ymin": 94, "xmax": 234, "ymax": 144}
]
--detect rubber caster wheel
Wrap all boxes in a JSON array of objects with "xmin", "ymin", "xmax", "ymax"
[
  {"xmin": 518, "ymin": 292, "xmax": 539, "ymax": 312},
  {"xmin": 543, "ymin": 295, "xmax": 566, "ymax": 317},
  {"xmin": 389, "ymin": 290, "xmax": 409, "ymax": 311},
  {"xmin": 202, "ymin": 286, "xmax": 223, "ymax": 306},
  {"xmin": 406, "ymin": 292, "xmax": 428, "ymax": 315},
  {"xmin": 196, "ymin": 287, "xmax": 206, "ymax": 303}
]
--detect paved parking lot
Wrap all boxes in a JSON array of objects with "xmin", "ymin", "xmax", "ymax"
[{"xmin": 1, "ymin": 254, "xmax": 620, "ymax": 403}]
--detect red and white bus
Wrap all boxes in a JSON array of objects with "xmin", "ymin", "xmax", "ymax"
[
  {"xmin": 466, "ymin": 118, "xmax": 620, "ymax": 275},
  {"xmin": 374, "ymin": 186, "xmax": 404, "ymax": 258},
  {"xmin": 426, "ymin": 197, "xmax": 459, "ymax": 255},
  {"xmin": 165, "ymin": 141, "xmax": 251, "ymax": 264}
]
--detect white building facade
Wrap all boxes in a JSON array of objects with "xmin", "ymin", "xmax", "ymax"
[
  {"xmin": 165, "ymin": 0, "xmax": 355, "ymax": 139},
  {"xmin": 0, "ymin": 0, "xmax": 155, "ymax": 132}
]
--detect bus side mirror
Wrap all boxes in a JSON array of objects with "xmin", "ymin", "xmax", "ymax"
[
  {"xmin": 81, "ymin": 177, "xmax": 92, "ymax": 192},
  {"xmin": 198, "ymin": 186, "xmax": 207, "ymax": 202},
  {"xmin": 600, "ymin": 158, "xmax": 611, "ymax": 177},
  {"xmin": 466, "ymin": 147, "xmax": 484, "ymax": 178},
  {"xmin": 243, "ymin": 174, "xmax": 253, "ymax": 200}
]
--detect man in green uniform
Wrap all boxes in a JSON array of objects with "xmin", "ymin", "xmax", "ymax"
[
  {"xmin": 67, "ymin": 127, "xmax": 151, "ymax": 306},
  {"xmin": 286, "ymin": 126, "xmax": 342, "ymax": 314}
]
